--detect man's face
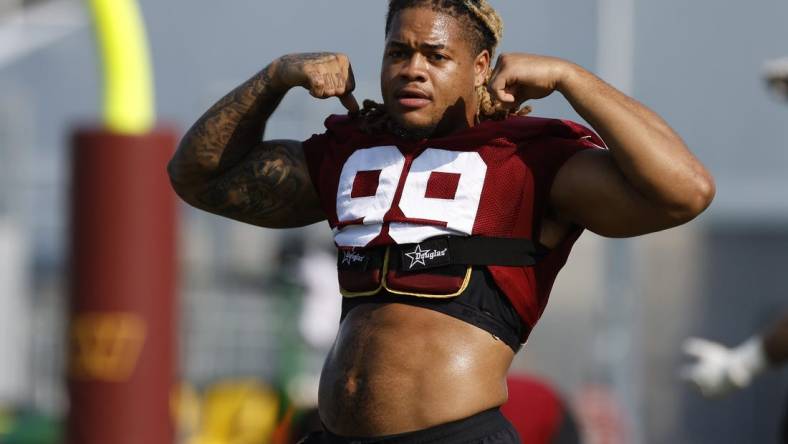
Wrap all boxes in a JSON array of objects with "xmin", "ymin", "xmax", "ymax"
[{"xmin": 381, "ymin": 8, "xmax": 489, "ymax": 138}]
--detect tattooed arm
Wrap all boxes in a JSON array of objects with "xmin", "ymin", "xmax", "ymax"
[{"xmin": 168, "ymin": 52, "xmax": 358, "ymax": 228}]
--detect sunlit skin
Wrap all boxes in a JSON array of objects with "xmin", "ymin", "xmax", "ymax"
[
  {"xmin": 318, "ymin": 302, "xmax": 515, "ymax": 436},
  {"xmin": 380, "ymin": 8, "xmax": 490, "ymax": 138}
]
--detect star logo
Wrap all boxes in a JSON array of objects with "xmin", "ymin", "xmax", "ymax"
[
  {"xmin": 341, "ymin": 251, "xmax": 365, "ymax": 266},
  {"xmin": 404, "ymin": 245, "xmax": 448, "ymax": 270},
  {"xmin": 404, "ymin": 245, "xmax": 429, "ymax": 269}
]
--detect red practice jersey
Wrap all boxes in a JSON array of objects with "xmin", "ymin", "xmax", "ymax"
[{"xmin": 302, "ymin": 114, "xmax": 603, "ymax": 332}]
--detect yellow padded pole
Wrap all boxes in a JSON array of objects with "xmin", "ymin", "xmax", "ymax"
[{"xmin": 86, "ymin": 0, "xmax": 155, "ymax": 134}]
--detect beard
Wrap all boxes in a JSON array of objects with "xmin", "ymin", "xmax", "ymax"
[{"xmin": 388, "ymin": 114, "xmax": 439, "ymax": 141}]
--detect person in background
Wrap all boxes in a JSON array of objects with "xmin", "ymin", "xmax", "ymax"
[
  {"xmin": 502, "ymin": 374, "xmax": 581, "ymax": 444},
  {"xmin": 682, "ymin": 311, "xmax": 788, "ymax": 443}
]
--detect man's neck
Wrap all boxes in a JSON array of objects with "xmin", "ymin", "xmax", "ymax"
[{"xmin": 389, "ymin": 118, "xmax": 474, "ymax": 141}]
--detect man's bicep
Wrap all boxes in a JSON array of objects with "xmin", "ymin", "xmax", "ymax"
[
  {"xmin": 550, "ymin": 149, "xmax": 679, "ymax": 238},
  {"xmin": 192, "ymin": 140, "xmax": 326, "ymax": 228}
]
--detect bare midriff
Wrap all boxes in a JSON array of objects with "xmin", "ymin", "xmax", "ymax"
[{"xmin": 318, "ymin": 302, "xmax": 515, "ymax": 437}]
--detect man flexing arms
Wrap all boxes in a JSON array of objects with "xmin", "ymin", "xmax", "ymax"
[{"xmin": 169, "ymin": 1, "xmax": 715, "ymax": 442}]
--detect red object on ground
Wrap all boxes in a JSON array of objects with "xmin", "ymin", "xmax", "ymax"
[
  {"xmin": 67, "ymin": 127, "xmax": 178, "ymax": 444},
  {"xmin": 502, "ymin": 374, "xmax": 564, "ymax": 444}
]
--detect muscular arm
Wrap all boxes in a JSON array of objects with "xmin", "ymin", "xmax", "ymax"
[
  {"xmin": 186, "ymin": 139, "xmax": 324, "ymax": 228},
  {"xmin": 168, "ymin": 53, "xmax": 357, "ymax": 228},
  {"xmin": 550, "ymin": 64, "xmax": 716, "ymax": 237},
  {"xmin": 489, "ymin": 54, "xmax": 714, "ymax": 237}
]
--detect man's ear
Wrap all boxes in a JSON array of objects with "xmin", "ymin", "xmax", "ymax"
[{"xmin": 474, "ymin": 49, "xmax": 491, "ymax": 87}]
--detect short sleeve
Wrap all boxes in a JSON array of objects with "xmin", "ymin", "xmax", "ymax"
[
  {"xmin": 538, "ymin": 137, "xmax": 603, "ymax": 197},
  {"xmin": 301, "ymin": 130, "xmax": 330, "ymax": 196},
  {"xmin": 519, "ymin": 119, "xmax": 606, "ymax": 266},
  {"xmin": 300, "ymin": 114, "xmax": 353, "ymax": 195},
  {"xmin": 528, "ymin": 119, "xmax": 605, "ymax": 197}
]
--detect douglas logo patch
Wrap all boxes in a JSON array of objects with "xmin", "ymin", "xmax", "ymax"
[{"xmin": 404, "ymin": 245, "xmax": 449, "ymax": 270}]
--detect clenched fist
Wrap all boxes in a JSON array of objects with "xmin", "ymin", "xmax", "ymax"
[
  {"xmin": 274, "ymin": 52, "xmax": 359, "ymax": 113},
  {"xmin": 488, "ymin": 53, "xmax": 575, "ymax": 110}
]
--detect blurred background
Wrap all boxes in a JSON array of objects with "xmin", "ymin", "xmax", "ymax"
[{"xmin": 0, "ymin": 0, "xmax": 786, "ymax": 443}]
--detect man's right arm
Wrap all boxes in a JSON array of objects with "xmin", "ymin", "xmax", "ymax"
[{"xmin": 167, "ymin": 53, "xmax": 358, "ymax": 228}]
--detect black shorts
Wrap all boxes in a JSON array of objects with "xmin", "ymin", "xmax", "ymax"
[{"xmin": 298, "ymin": 408, "xmax": 520, "ymax": 444}]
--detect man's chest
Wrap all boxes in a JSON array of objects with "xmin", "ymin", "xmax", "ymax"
[{"xmin": 317, "ymin": 144, "xmax": 539, "ymax": 247}]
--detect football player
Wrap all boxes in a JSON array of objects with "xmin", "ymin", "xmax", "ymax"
[{"xmin": 168, "ymin": 1, "xmax": 715, "ymax": 442}]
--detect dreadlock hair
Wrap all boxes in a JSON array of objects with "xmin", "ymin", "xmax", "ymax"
[{"xmin": 359, "ymin": 0, "xmax": 531, "ymax": 135}]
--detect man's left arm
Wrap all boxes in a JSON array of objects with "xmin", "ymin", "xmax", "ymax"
[{"xmin": 489, "ymin": 54, "xmax": 715, "ymax": 237}]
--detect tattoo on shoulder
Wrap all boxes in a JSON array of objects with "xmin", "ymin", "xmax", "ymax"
[
  {"xmin": 196, "ymin": 141, "xmax": 318, "ymax": 226},
  {"xmin": 183, "ymin": 66, "xmax": 281, "ymax": 170}
]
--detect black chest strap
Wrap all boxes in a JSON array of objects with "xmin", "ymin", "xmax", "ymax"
[
  {"xmin": 338, "ymin": 235, "xmax": 538, "ymax": 273},
  {"xmin": 390, "ymin": 236, "xmax": 537, "ymax": 272}
]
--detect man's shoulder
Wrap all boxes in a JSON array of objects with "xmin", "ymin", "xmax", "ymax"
[
  {"xmin": 484, "ymin": 116, "xmax": 604, "ymax": 146},
  {"xmin": 323, "ymin": 113, "xmax": 354, "ymax": 128},
  {"xmin": 319, "ymin": 113, "xmax": 358, "ymax": 135},
  {"xmin": 303, "ymin": 114, "xmax": 366, "ymax": 150},
  {"xmin": 310, "ymin": 114, "xmax": 605, "ymax": 148},
  {"xmin": 310, "ymin": 114, "xmax": 378, "ymax": 145},
  {"xmin": 315, "ymin": 113, "xmax": 595, "ymax": 138}
]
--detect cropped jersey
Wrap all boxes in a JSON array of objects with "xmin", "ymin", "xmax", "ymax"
[{"xmin": 302, "ymin": 114, "xmax": 604, "ymax": 338}]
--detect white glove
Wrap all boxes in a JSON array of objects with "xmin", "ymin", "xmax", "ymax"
[{"xmin": 680, "ymin": 336, "xmax": 769, "ymax": 398}]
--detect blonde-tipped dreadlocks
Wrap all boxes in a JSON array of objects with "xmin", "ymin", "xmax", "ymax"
[{"xmin": 360, "ymin": 0, "xmax": 531, "ymax": 135}]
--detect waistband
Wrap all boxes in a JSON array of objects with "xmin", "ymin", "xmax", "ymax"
[{"xmin": 322, "ymin": 408, "xmax": 512, "ymax": 444}]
